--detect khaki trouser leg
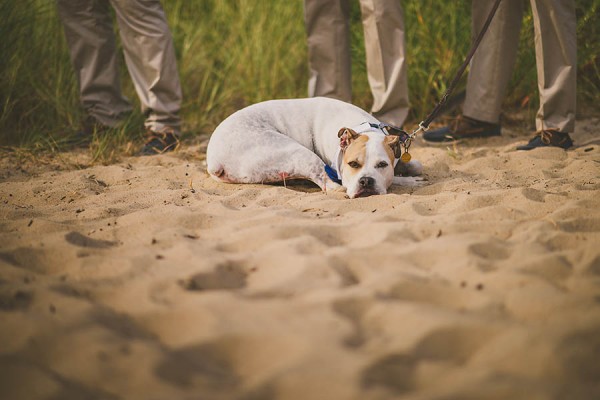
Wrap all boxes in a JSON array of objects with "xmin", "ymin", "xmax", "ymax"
[
  {"xmin": 464, "ymin": 0, "xmax": 576, "ymax": 132},
  {"xmin": 463, "ymin": 0, "xmax": 523, "ymax": 124},
  {"xmin": 359, "ymin": 0, "xmax": 409, "ymax": 126},
  {"xmin": 110, "ymin": 0, "xmax": 182, "ymax": 134},
  {"xmin": 56, "ymin": 0, "xmax": 133, "ymax": 128},
  {"xmin": 530, "ymin": 0, "xmax": 576, "ymax": 133},
  {"xmin": 304, "ymin": 0, "xmax": 352, "ymax": 102}
]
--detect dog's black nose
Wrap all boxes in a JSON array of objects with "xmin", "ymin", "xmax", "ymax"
[{"xmin": 359, "ymin": 176, "xmax": 375, "ymax": 188}]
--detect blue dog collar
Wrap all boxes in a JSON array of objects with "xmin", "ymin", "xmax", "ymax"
[{"xmin": 324, "ymin": 164, "xmax": 342, "ymax": 185}]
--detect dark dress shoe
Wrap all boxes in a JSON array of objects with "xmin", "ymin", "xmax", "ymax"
[
  {"xmin": 516, "ymin": 129, "xmax": 573, "ymax": 150},
  {"xmin": 423, "ymin": 115, "xmax": 501, "ymax": 142},
  {"xmin": 140, "ymin": 129, "xmax": 179, "ymax": 155}
]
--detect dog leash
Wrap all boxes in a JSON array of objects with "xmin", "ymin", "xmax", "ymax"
[
  {"xmin": 325, "ymin": 1, "xmax": 503, "ymax": 184},
  {"xmin": 397, "ymin": 0, "xmax": 504, "ymax": 162}
]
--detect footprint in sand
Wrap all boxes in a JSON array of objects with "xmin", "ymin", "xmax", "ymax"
[
  {"xmin": 0, "ymin": 248, "xmax": 52, "ymax": 273},
  {"xmin": 521, "ymin": 187, "xmax": 547, "ymax": 202},
  {"xmin": 155, "ymin": 340, "xmax": 240, "ymax": 391},
  {"xmin": 557, "ymin": 326, "xmax": 600, "ymax": 386},
  {"xmin": 586, "ymin": 255, "xmax": 600, "ymax": 276},
  {"xmin": 65, "ymin": 231, "xmax": 119, "ymax": 249},
  {"xmin": 461, "ymin": 194, "xmax": 502, "ymax": 211},
  {"xmin": 557, "ymin": 218, "xmax": 600, "ymax": 233},
  {"xmin": 217, "ymin": 225, "xmax": 346, "ymax": 254},
  {"xmin": 468, "ymin": 239, "xmax": 511, "ymax": 261},
  {"xmin": 180, "ymin": 262, "xmax": 247, "ymax": 291},
  {"xmin": 362, "ymin": 325, "xmax": 495, "ymax": 394},
  {"xmin": 91, "ymin": 306, "xmax": 157, "ymax": 341},
  {"xmin": 155, "ymin": 335, "xmax": 307, "ymax": 396},
  {"xmin": 0, "ymin": 289, "xmax": 33, "ymax": 312},
  {"xmin": 328, "ymin": 257, "xmax": 360, "ymax": 288},
  {"xmin": 411, "ymin": 200, "xmax": 441, "ymax": 216},
  {"xmin": 218, "ymin": 188, "xmax": 262, "ymax": 210},
  {"xmin": 332, "ymin": 296, "xmax": 373, "ymax": 348}
]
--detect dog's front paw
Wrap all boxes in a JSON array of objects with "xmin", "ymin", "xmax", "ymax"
[
  {"xmin": 394, "ymin": 160, "xmax": 423, "ymax": 177},
  {"xmin": 392, "ymin": 176, "xmax": 428, "ymax": 187},
  {"xmin": 324, "ymin": 179, "xmax": 344, "ymax": 193}
]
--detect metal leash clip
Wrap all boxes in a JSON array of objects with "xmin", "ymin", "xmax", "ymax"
[{"xmin": 379, "ymin": 123, "xmax": 414, "ymax": 163}]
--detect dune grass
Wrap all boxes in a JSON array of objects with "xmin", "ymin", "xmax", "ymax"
[{"xmin": 1, "ymin": 0, "xmax": 598, "ymax": 160}]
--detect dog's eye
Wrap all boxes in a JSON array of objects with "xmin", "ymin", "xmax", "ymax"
[
  {"xmin": 376, "ymin": 161, "xmax": 388, "ymax": 168},
  {"xmin": 348, "ymin": 161, "xmax": 361, "ymax": 169}
]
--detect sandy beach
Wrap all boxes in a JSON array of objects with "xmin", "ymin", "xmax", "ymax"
[{"xmin": 1, "ymin": 119, "xmax": 599, "ymax": 400}]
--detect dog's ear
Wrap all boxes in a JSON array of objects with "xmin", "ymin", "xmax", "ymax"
[
  {"xmin": 384, "ymin": 135, "xmax": 402, "ymax": 158},
  {"xmin": 338, "ymin": 128, "xmax": 359, "ymax": 149}
]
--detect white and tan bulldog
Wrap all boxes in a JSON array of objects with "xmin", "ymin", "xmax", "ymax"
[{"xmin": 206, "ymin": 97, "xmax": 423, "ymax": 198}]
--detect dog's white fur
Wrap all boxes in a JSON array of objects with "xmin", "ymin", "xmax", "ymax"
[{"xmin": 206, "ymin": 97, "xmax": 422, "ymax": 198}]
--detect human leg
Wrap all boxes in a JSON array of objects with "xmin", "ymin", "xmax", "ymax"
[
  {"xmin": 56, "ymin": 0, "xmax": 132, "ymax": 128},
  {"xmin": 359, "ymin": 0, "xmax": 409, "ymax": 126},
  {"xmin": 530, "ymin": 0, "xmax": 576, "ymax": 133},
  {"xmin": 110, "ymin": 0, "xmax": 182, "ymax": 135},
  {"xmin": 423, "ymin": 0, "xmax": 523, "ymax": 142},
  {"xmin": 304, "ymin": 0, "xmax": 353, "ymax": 102},
  {"xmin": 463, "ymin": 0, "xmax": 524, "ymax": 124}
]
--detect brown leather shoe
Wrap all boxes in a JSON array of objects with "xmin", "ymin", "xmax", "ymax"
[
  {"xmin": 140, "ymin": 129, "xmax": 180, "ymax": 155},
  {"xmin": 67, "ymin": 115, "xmax": 112, "ymax": 147}
]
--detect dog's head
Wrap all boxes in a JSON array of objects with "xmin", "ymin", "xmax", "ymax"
[{"xmin": 337, "ymin": 127, "xmax": 401, "ymax": 198}]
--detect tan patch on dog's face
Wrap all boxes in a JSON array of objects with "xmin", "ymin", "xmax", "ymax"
[
  {"xmin": 339, "ymin": 131, "xmax": 397, "ymax": 198},
  {"xmin": 343, "ymin": 135, "xmax": 369, "ymax": 176},
  {"xmin": 383, "ymin": 135, "xmax": 398, "ymax": 165}
]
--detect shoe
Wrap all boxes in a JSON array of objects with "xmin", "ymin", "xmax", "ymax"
[
  {"xmin": 140, "ymin": 129, "xmax": 180, "ymax": 155},
  {"xmin": 516, "ymin": 129, "xmax": 573, "ymax": 151},
  {"xmin": 422, "ymin": 115, "xmax": 501, "ymax": 142},
  {"xmin": 67, "ymin": 115, "xmax": 111, "ymax": 146}
]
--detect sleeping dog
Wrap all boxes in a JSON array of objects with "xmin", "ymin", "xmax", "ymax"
[{"xmin": 206, "ymin": 97, "xmax": 423, "ymax": 198}]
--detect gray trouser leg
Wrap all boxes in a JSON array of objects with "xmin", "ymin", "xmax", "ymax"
[
  {"xmin": 57, "ymin": 0, "xmax": 133, "ymax": 128},
  {"xmin": 530, "ymin": 0, "xmax": 576, "ymax": 132},
  {"xmin": 463, "ymin": 0, "xmax": 523, "ymax": 124},
  {"xmin": 304, "ymin": 0, "xmax": 409, "ymax": 126},
  {"xmin": 304, "ymin": 0, "xmax": 353, "ymax": 102},
  {"xmin": 110, "ymin": 0, "xmax": 182, "ymax": 134},
  {"xmin": 359, "ymin": 0, "xmax": 409, "ymax": 126},
  {"xmin": 464, "ymin": 0, "xmax": 576, "ymax": 133},
  {"xmin": 57, "ymin": 0, "xmax": 182, "ymax": 133}
]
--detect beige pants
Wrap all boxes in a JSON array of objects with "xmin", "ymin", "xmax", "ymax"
[
  {"xmin": 464, "ymin": 0, "xmax": 576, "ymax": 133},
  {"xmin": 57, "ymin": 0, "xmax": 182, "ymax": 134},
  {"xmin": 304, "ymin": 0, "xmax": 409, "ymax": 126}
]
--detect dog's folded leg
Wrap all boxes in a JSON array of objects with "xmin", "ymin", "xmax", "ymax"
[
  {"xmin": 322, "ymin": 172, "xmax": 344, "ymax": 193},
  {"xmin": 392, "ymin": 175, "xmax": 427, "ymax": 187},
  {"xmin": 394, "ymin": 160, "xmax": 423, "ymax": 177}
]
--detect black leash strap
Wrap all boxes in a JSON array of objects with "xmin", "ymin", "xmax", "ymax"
[{"xmin": 417, "ymin": 0, "xmax": 503, "ymax": 132}]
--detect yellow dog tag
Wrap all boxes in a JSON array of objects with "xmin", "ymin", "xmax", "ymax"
[{"xmin": 401, "ymin": 152, "xmax": 412, "ymax": 163}]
